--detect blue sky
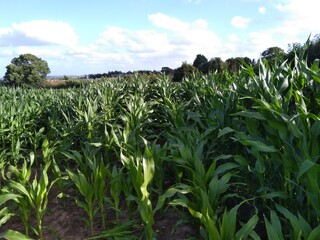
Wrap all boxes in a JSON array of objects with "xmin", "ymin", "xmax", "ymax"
[{"xmin": 0, "ymin": 0, "xmax": 319, "ymax": 76}]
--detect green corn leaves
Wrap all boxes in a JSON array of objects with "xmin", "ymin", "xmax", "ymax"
[
  {"xmin": 6, "ymin": 158, "xmax": 55, "ymax": 239},
  {"xmin": 67, "ymin": 168, "xmax": 97, "ymax": 236},
  {"xmin": 1, "ymin": 55, "xmax": 320, "ymax": 239},
  {"xmin": 120, "ymin": 144, "xmax": 156, "ymax": 239},
  {"xmin": 264, "ymin": 206, "xmax": 320, "ymax": 240},
  {"xmin": 0, "ymin": 230, "xmax": 33, "ymax": 240},
  {"xmin": 0, "ymin": 193, "xmax": 20, "ymax": 227},
  {"xmin": 141, "ymin": 148, "xmax": 155, "ymax": 201}
]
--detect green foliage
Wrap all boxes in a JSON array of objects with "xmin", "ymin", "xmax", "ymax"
[
  {"xmin": 0, "ymin": 193, "xmax": 20, "ymax": 228},
  {"xmin": 3, "ymin": 54, "xmax": 50, "ymax": 86},
  {"xmin": 0, "ymin": 229, "xmax": 33, "ymax": 240},
  {"xmin": 1, "ymin": 54, "xmax": 320, "ymax": 239},
  {"xmin": 261, "ymin": 46, "xmax": 286, "ymax": 66},
  {"xmin": 264, "ymin": 206, "xmax": 320, "ymax": 240},
  {"xmin": 202, "ymin": 57, "xmax": 224, "ymax": 73},
  {"xmin": 287, "ymin": 34, "xmax": 320, "ymax": 66},
  {"xmin": 193, "ymin": 54, "xmax": 208, "ymax": 69},
  {"xmin": 64, "ymin": 144, "xmax": 115, "ymax": 236},
  {"xmin": 172, "ymin": 62, "xmax": 199, "ymax": 82},
  {"xmin": 7, "ymin": 153, "xmax": 55, "ymax": 239}
]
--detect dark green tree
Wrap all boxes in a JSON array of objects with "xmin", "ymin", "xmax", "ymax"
[
  {"xmin": 287, "ymin": 35, "xmax": 320, "ymax": 66},
  {"xmin": 287, "ymin": 42, "xmax": 304, "ymax": 63},
  {"xmin": 261, "ymin": 46, "xmax": 286, "ymax": 66},
  {"xmin": 172, "ymin": 62, "xmax": 199, "ymax": 82},
  {"xmin": 242, "ymin": 57, "xmax": 252, "ymax": 65},
  {"xmin": 211, "ymin": 57, "xmax": 224, "ymax": 72},
  {"xmin": 200, "ymin": 57, "xmax": 224, "ymax": 74},
  {"xmin": 225, "ymin": 58, "xmax": 241, "ymax": 73},
  {"xmin": 307, "ymin": 34, "xmax": 320, "ymax": 64},
  {"xmin": 193, "ymin": 54, "xmax": 208, "ymax": 70},
  {"xmin": 3, "ymin": 54, "xmax": 50, "ymax": 86}
]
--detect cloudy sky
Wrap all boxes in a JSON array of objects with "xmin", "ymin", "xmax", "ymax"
[{"xmin": 0, "ymin": 0, "xmax": 319, "ymax": 76}]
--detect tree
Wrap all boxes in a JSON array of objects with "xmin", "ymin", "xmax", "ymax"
[
  {"xmin": 242, "ymin": 57, "xmax": 252, "ymax": 65},
  {"xmin": 209, "ymin": 57, "xmax": 224, "ymax": 73},
  {"xmin": 3, "ymin": 54, "xmax": 50, "ymax": 86},
  {"xmin": 287, "ymin": 42, "xmax": 304, "ymax": 63},
  {"xmin": 193, "ymin": 54, "xmax": 208, "ymax": 70},
  {"xmin": 172, "ymin": 62, "xmax": 199, "ymax": 82},
  {"xmin": 225, "ymin": 58, "xmax": 241, "ymax": 73},
  {"xmin": 261, "ymin": 46, "xmax": 286, "ymax": 66},
  {"xmin": 200, "ymin": 57, "xmax": 224, "ymax": 74},
  {"xmin": 307, "ymin": 34, "xmax": 320, "ymax": 64},
  {"xmin": 161, "ymin": 67, "xmax": 174, "ymax": 75},
  {"xmin": 287, "ymin": 35, "xmax": 320, "ymax": 66}
]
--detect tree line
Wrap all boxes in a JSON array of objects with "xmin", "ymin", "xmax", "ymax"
[
  {"xmin": 172, "ymin": 34, "xmax": 320, "ymax": 81},
  {"xmin": 1, "ymin": 34, "xmax": 320, "ymax": 86}
]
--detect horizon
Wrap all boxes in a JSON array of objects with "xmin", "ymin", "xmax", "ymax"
[{"xmin": 0, "ymin": 0, "xmax": 319, "ymax": 77}]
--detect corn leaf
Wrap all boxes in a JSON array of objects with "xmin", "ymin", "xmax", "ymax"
[
  {"xmin": 264, "ymin": 215, "xmax": 283, "ymax": 240},
  {"xmin": 217, "ymin": 127, "xmax": 235, "ymax": 138},
  {"xmin": 238, "ymin": 138, "xmax": 278, "ymax": 152},
  {"xmin": 234, "ymin": 111, "xmax": 267, "ymax": 120},
  {"xmin": 0, "ymin": 194, "xmax": 21, "ymax": 205},
  {"xmin": 308, "ymin": 225, "xmax": 320, "ymax": 240},
  {"xmin": 0, "ymin": 230, "xmax": 33, "ymax": 240},
  {"xmin": 235, "ymin": 213, "xmax": 259, "ymax": 239}
]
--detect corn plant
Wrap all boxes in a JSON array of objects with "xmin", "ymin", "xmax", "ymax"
[
  {"xmin": 97, "ymin": 82, "xmax": 120, "ymax": 124},
  {"xmin": 264, "ymin": 205, "xmax": 320, "ymax": 240},
  {"xmin": 149, "ymin": 142, "xmax": 168, "ymax": 193},
  {"xmin": 0, "ymin": 150, "xmax": 7, "ymax": 188},
  {"xmin": 0, "ymin": 192, "xmax": 20, "ymax": 228},
  {"xmin": 225, "ymin": 57, "xmax": 320, "ymax": 221},
  {"xmin": 107, "ymin": 164, "xmax": 123, "ymax": 223},
  {"xmin": 112, "ymin": 91, "xmax": 161, "ymax": 239},
  {"xmin": 0, "ymin": 230, "xmax": 32, "ymax": 240},
  {"xmin": 0, "ymin": 189, "xmax": 31, "ymax": 240},
  {"xmin": 28, "ymin": 127, "xmax": 45, "ymax": 157},
  {"xmin": 88, "ymin": 220, "xmax": 139, "ymax": 240},
  {"xmin": 119, "ymin": 140, "xmax": 155, "ymax": 239},
  {"xmin": 65, "ymin": 162, "xmax": 97, "ymax": 235},
  {"xmin": 91, "ymin": 126, "xmax": 124, "ymax": 224},
  {"xmin": 7, "ymin": 154, "xmax": 56, "ymax": 240},
  {"xmin": 66, "ymin": 168, "xmax": 98, "ymax": 236},
  {"xmin": 65, "ymin": 144, "xmax": 119, "ymax": 236},
  {"xmin": 74, "ymin": 96, "xmax": 100, "ymax": 141},
  {"xmin": 6, "ymin": 153, "xmax": 34, "ymax": 236},
  {"xmin": 156, "ymin": 127, "xmax": 243, "ymax": 239}
]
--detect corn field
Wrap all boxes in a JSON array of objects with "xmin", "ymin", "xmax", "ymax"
[{"xmin": 1, "ymin": 55, "xmax": 320, "ymax": 239}]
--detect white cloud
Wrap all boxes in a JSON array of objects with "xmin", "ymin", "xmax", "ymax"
[
  {"xmin": 0, "ymin": 20, "xmax": 82, "ymax": 75},
  {"xmin": 96, "ymin": 26, "xmax": 172, "ymax": 54},
  {"xmin": 228, "ymin": 34, "xmax": 239, "ymax": 42},
  {"xmin": 0, "ymin": 20, "xmax": 78, "ymax": 47},
  {"xmin": 15, "ymin": 46, "xmax": 68, "ymax": 59},
  {"xmin": 0, "ymin": 27, "xmax": 11, "ymax": 36},
  {"xmin": 187, "ymin": 0, "xmax": 202, "ymax": 4},
  {"xmin": 231, "ymin": 0, "xmax": 320, "ymax": 59},
  {"xmin": 274, "ymin": 0, "xmax": 319, "ymax": 33},
  {"xmin": 148, "ymin": 13, "xmax": 189, "ymax": 32},
  {"xmin": 248, "ymin": 32, "xmax": 275, "ymax": 53},
  {"xmin": 258, "ymin": 6, "xmax": 266, "ymax": 14},
  {"xmin": 231, "ymin": 16, "xmax": 252, "ymax": 28},
  {"xmin": 233, "ymin": 0, "xmax": 319, "ymax": 61},
  {"xmin": 241, "ymin": 0, "xmax": 261, "ymax": 2},
  {"xmin": 92, "ymin": 13, "xmax": 224, "ymax": 70}
]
